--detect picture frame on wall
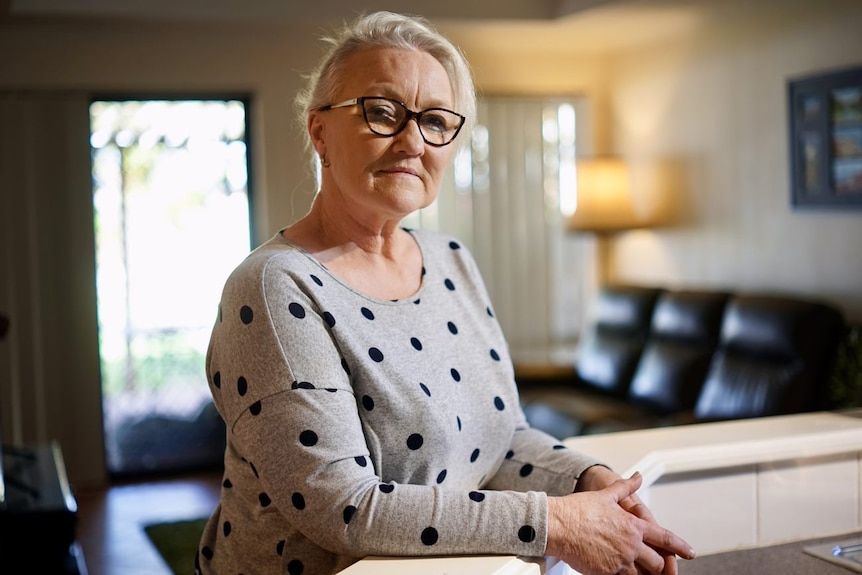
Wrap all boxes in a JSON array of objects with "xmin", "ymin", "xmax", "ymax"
[{"xmin": 788, "ymin": 64, "xmax": 862, "ymax": 209}]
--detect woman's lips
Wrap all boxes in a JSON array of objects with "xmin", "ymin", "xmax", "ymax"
[{"xmin": 379, "ymin": 166, "xmax": 419, "ymax": 177}]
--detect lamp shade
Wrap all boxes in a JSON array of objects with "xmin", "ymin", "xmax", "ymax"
[{"xmin": 567, "ymin": 157, "xmax": 642, "ymax": 233}]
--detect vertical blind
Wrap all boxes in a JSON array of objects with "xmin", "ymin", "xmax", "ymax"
[
  {"xmin": 0, "ymin": 92, "xmax": 106, "ymax": 485},
  {"xmin": 405, "ymin": 95, "xmax": 592, "ymax": 364}
]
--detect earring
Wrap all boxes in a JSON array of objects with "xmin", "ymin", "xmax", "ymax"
[{"xmin": 321, "ymin": 155, "xmax": 330, "ymax": 168}]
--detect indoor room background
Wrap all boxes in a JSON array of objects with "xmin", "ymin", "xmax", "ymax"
[{"xmin": 1, "ymin": 0, "xmax": 861, "ymax": 489}]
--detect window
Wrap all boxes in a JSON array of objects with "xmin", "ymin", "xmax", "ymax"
[{"xmin": 90, "ymin": 98, "xmax": 252, "ymax": 476}]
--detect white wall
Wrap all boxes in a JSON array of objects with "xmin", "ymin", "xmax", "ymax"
[
  {"xmin": 606, "ymin": 2, "xmax": 862, "ymax": 321},
  {"xmin": 0, "ymin": 19, "xmax": 325, "ymax": 243}
]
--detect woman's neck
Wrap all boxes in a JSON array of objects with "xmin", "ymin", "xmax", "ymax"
[{"xmin": 281, "ymin": 197, "xmax": 423, "ymax": 300}]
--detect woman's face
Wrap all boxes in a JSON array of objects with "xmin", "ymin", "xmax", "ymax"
[{"xmin": 309, "ymin": 47, "xmax": 460, "ymax": 224}]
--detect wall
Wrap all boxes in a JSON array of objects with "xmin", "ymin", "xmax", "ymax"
[
  {"xmin": 607, "ymin": 1, "xmax": 862, "ymax": 321},
  {"xmin": 0, "ymin": 19, "xmax": 327, "ymax": 242}
]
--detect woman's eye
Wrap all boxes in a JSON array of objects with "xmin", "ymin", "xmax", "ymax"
[
  {"xmin": 421, "ymin": 113, "xmax": 449, "ymax": 133},
  {"xmin": 366, "ymin": 105, "xmax": 399, "ymax": 125}
]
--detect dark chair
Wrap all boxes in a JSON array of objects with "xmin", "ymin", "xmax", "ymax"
[{"xmin": 694, "ymin": 295, "xmax": 845, "ymax": 420}]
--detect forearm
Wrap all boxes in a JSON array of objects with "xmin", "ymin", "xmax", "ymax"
[{"xmin": 485, "ymin": 426, "xmax": 604, "ymax": 495}]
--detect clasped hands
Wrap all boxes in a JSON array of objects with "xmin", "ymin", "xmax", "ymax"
[{"xmin": 546, "ymin": 466, "xmax": 696, "ymax": 575}]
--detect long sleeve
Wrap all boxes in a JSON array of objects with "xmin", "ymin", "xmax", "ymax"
[{"xmin": 197, "ymin": 229, "xmax": 603, "ymax": 575}]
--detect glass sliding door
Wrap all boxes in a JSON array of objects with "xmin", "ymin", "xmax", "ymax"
[{"xmin": 90, "ymin": 98, "xmax": 252, "ymax": 477}]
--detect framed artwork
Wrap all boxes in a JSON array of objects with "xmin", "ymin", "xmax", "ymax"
[{"xmin": 788, "ymin": 64, "xmax": 862, "ymax": 209}]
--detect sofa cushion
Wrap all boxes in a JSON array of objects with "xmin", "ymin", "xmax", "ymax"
[
  {"xmin": 694, "ymin": 295, "xmax": 845, "ymax": 419},
  {"xmin": 575, "ymin": 285, "xmax": 662, "ymax": 397},
  {"xmin": 628, "ymin": 290, "xmax": 730, "ymax": 414}
]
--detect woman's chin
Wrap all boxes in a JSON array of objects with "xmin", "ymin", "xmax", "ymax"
[{"xmin": 376, "ymin": 185, "xmax": 436, "ymax": 213}]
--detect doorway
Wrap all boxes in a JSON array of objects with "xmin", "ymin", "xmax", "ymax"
[{"xmin": 90, "ymin": 98, "xmax": 252, "ymax": 477}]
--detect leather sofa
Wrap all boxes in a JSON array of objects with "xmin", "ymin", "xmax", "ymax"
[{"xmin": 518, "ymin": 285, "xmax": 847, "ymax": 438}]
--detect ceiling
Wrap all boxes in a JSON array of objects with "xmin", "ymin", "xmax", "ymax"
[
  {"xmin": 1, "ymin": 0, "xmax": 798, "ymax": 56},
  {"xmin": 6, "ymin": 0, "xmax": 626, "ymax": 23}
]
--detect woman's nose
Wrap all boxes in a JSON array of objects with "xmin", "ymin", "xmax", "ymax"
[{"xmin": 392, "ymin": 116, "xmax": 426, "ymax": 154}]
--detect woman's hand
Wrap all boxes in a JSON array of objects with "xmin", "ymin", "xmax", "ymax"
[
  {"xmin": 546, "ymin": 472, "xmax": 695, "ymax": 575},
  {"xmin": 576, "ymin": 466, "xmax": 691, "ymax": 574}
]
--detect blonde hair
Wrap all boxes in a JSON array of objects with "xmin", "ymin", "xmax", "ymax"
[{"xmin": 295, "ymin": 11, "xmax": 476, "ymax": 170}]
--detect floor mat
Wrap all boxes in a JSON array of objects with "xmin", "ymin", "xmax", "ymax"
[{"xmin": 144, "ymin": 518, "xmax": 208, "ymax": 575}]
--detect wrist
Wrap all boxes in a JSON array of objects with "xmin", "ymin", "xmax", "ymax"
[
  {"xmin": 545, "ymin": 496, "xmax": 566, "ymax": 557},
  {"xmin": 574, "ymin": 463, "xmax": 615, "ymax": 492}
]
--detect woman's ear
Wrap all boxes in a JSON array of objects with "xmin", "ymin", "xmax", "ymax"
[{"xmin": 308, "ymin": 111, "xmax": 326, "ymax": 160}]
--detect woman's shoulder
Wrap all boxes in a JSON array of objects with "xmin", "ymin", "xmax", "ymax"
[{"xmin": 226, "ymin": 231, "xmax": 322, "ymax": 286}]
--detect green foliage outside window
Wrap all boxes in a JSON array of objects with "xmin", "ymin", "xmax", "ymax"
[{"xmin": 100, "ymin": 331, "xmax": 206, "ymax": 397}]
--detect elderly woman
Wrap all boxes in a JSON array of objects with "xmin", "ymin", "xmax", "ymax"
[{"xmin": 196, "ymin": 10, "xmax": 695, "ymax": 575}]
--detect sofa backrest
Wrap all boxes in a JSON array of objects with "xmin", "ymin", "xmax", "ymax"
[
  {"xmin": 628, "ymin": 290, "xmax": 731, "ymax": 414},
  {"xmin": 694, "ymin": 294, "xmax": 846, "ymax": 420},
  {"xmin": 574, "ymin": 285, "xmax": 662, "ymax": 397},
  {"xmin": 574, "ymin": 285, "xmax": 846, "ymax": 423}
]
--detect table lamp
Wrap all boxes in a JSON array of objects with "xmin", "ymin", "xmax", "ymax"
[{"xmin": 567, "ymin": 157, "xmax": 652, "ymax": 285}]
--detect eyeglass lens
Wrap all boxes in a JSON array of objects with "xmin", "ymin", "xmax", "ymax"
[{"xmin": 361, "ymin": 98, "xmax": 463, "ymax": 146}]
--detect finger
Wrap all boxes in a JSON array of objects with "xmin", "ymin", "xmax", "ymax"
[
  {"xmin": 662, "ymin": 553, "xmax": 679, "ymax": 575},
  {"xmin": 646, "ymin": 544, "xmax": 679, "ymax": 575},
  {"xmin": 634, "ymin": 541, "xmax": 666, "ymax": 575},
  {"xmin": 621, "ymin": 494, "xmax": 657, "ymax": 523},
  {"xmin": 607, "ymin": 471, "xmax": 643, "ymax": 504},
  {"xmin": 642, "ymin": 521, "xmax": 696, "ymax": 560}
]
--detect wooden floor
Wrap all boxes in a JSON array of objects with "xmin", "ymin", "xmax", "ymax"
[{"xmin": 74, "ymin": 470, "xmax": 222, "ymax": 575}]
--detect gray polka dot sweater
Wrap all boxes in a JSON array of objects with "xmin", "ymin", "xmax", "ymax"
[{"xmin": 196, "ymin": 228, "xmax": 603, "ymax": 575}]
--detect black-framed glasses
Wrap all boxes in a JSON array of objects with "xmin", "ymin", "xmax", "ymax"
[{"xmin": 318, "ymin": 96, "xmax": 466, "ymax": 147}]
